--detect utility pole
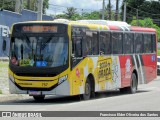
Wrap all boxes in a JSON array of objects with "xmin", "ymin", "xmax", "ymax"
[
  {"xmin": 115, "ymin": 0, "xmax": 119, "ymax": 21},
  {"xmin": 15, "ymin": 0, "xmax": 21, "ymax": 13},
  {"xmin": 21, "ymin": 0, "xmax": 23, "ymax": 10},
  {"xmin": 123, "ymin": 2, "xmax": 126, "ymax": 22},
  {"xmin": 136, "ymin": 9, "xmax": 139, "ymax": 26},
  {"xmin": 108, "ymin": 0, "xmax": 111, "ymax": 20},
  {"xmin": 37, "ymin": 0, "xmax": 43, "ymax": 21},
  {"xmin": 102, "ymin": 0, "xmax": 105, "ymax": 20}
]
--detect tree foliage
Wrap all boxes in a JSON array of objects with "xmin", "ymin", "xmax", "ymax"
[
  {"xmin": 0, "ymin": 0, "xmax": 15, "ymax": 11},
  {"xmin": 122, "ymin": 0, "xmax": 160, "ymax": 24},
  {"xmin": 0, "ymin": 0, "xmax": 49, "ymax": 14},
  {"xmin": 23, "ymin": 0, "xmax": 49, "ymax": 14},
  {"xmin": 63, "ymin": 7, "xmax": 77, "ymax": 19}
]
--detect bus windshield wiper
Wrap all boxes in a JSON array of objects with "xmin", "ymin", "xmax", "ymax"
[
  {"xmin": 41, "ymin": 36, "xmax": 53, "ymax": 50},
  {"xmin": 20, "ymin": 33, "xmax": 30, "ymax": 47}
]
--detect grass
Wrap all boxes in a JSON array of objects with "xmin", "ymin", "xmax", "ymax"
[
  {"xmin": 0, "ymin": 61, "xmax": 8, "ymax": 68},
  {"xmin": 0, "ymin": 61, "xmax": 8, "ymax": 78},
  {"xmin": 158, "ymin": 49, "xmax": 160, "ymax": 56},
  {"xmin": 0, "ymin": 61, "xmax": 9, "ymax": 94}
]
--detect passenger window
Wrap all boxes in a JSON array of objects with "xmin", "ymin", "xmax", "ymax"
[
  {"xmin": 123, "ymin": 33, "xmax": 134, "ymax": 54},
  {"xmin": 100, "ymin": 32, "xmax": 111, "ymax": 54},
  {"xmin": 135, "ymin": 33, "xmax": 143, "ymax": 53},
  {"xmin": 112, "ymin": 32, "xmax": 123, "ymax": 54},
  {"xmin": 72, "ymin": 37, "xmax": 82, "ymax": 57},
  {"xmin": 152, "ymin": 34, "xmax": 156, "ymax": 53},
  {"xmin": 92, "ymin": 32, "xmax": 99, "ymax": 55},
  {"xmin": 144, "ymin": 34, "xmax": 152, "ymax": 53},
  {"xmin": 83, "ymin": 31, "xmax": 92, "ymax": 56}
]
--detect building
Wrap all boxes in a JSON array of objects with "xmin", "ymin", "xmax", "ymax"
[{"xmin": 0, "ymin": 9, "xmax": 53, "ymax": 57}]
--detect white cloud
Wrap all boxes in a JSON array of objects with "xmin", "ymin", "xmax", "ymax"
[
  {"xmin": 46, "ymin": 0, "xmax": 102, "ymax": 15},
  {"xmin": 46, "ymin": 0, "xmax": 122, "ymax": 15}
]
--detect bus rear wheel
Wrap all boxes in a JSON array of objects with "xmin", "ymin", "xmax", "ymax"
[
  {"xmin": 33, "ymin": 95, "xmax": 45, "ymax": 102},
  {"xmin": 82, "ymin": 79, "xmax": 91, "ymax": 100},
  {"xmin": 120, "ymin": 73, "xmax": 137, "ymax": 94},
  {"xmin": 129, "ymin": 73, "xmax": 138, "ymax": 94}
]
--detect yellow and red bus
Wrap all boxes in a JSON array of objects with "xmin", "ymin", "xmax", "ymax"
[{"xmin": 7, "ymin": 20, "xmax": 157, "ymax": 101}]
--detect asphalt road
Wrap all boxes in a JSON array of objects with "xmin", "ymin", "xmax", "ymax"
[{"xmin": 0, "ymin": 76, "xmax": 160, "ymax": 119}]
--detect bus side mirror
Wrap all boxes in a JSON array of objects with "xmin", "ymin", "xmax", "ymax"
[{"xmin": 2, "ymin": 40, "xmax": 6, "ymax": 51}]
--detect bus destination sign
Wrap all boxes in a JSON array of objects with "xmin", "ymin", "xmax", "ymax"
[{"xmin": 22, "ymin": 26, "xmax": 58, "ymax": 33}]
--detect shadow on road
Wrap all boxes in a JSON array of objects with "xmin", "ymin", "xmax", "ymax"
[{"xmin": 0, "ymin": 89, "xmax": 150, "ymax": 105}]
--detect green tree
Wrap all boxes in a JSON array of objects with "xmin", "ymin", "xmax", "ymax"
[
  {"xmin": 121, "ymin": 0, "xmax": 160, "ymax": 24},
  {"xmin": 23, "ymin": 0, "xmax": 49, "ymax": 14},
  {"xmin": 55, "ymin": 11, "xmax": 100, "ymax": 20},
  {"xmin": 0, "ymin": 0, "xmax": 49, "ymax": 14},
  {"xmin": 71, "ymin": 13, "xmax": 83, "ymax": 20},
  {"xmin": 43, "ymin": 0, "xmax": 49, "ymax": 14},
  {"xmin": 64, "ymin": 7, "xmax": 77, "ymax": 19},
  {"xmin": 55, "ymin": 14, "xmax": 68, "ymax": 19},
  {"xmin": 82, "ymin": 11, "xmax": 100, "ymax": 20},
  {"xmin": 0, "ymin": 0, "xmax": 15, "ymax": 11}
]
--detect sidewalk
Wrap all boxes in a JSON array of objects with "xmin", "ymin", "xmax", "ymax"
[
  {"xmin": 0, "ymin": 61, "xmax": 31, "ymax": 102},
  {"xmin": 0, "ymin": 94, "xmax": 30, "ymax": 102}
]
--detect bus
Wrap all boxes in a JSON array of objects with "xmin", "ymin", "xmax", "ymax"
[{"xmin": 6, "ymin": 20, "xmax": 157, "ymax": 101}]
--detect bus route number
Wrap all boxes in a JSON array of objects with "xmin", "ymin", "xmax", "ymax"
[{"xmin": 42, "ymin": 83, "xmax": 48, "ymax": 87}]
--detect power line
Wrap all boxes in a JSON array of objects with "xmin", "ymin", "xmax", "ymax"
[
  {"xmin": 124, "ymin": 1, "xmax": 160, "ymax": 16},
  {"xmin": 49, "ymin": 4, "xmax": 101, "ymax": 12}
]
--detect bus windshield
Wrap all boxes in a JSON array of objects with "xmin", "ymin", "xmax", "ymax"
[{"xmin": 10, "ymin": 35, "xmax": 68, "ymax": 68}]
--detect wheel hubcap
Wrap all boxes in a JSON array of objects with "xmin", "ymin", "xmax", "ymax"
[{"xmin": 85, "ymin": 83, "xmax": 90, "ymax": 95}]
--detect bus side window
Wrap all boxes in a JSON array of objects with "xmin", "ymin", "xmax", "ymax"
[
  {"xmin": 92, "ymin": 32, "xmax": 99, "ymax": 55},
  {"xmin": 83, "ymin": 31, "xmax": 92, "ymax": 56},
  {"xmin": 144, "ymin": 34, "xmax": 152, "ymax": 53},
  {"xmin": 112, "ymin": 32, "xmax": 123, "ymax": 54},
  {"xmin": 135, "ymin": 33, "xmax": 143, "ymax": 53},
  {"xmin": 123, "ymin": 33, "xmax": 134, "ymax": 54},
  {"xmin": 152, "ymin": 34, "xmax": 156, "ymax": 53},
  {"xmin": 99, "ymin": 32, "xmax": 111, "ymax": 55},
  {"xmin": 72, "ymin": 37, "xmax": 82, "ymax": 57},
  {"xmin": 99, "ymin": 33, "xmax": 105, "ymax": 54}
]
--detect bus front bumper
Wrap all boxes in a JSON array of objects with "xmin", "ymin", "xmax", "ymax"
[{"xmin": 9, "ymin": 78, "xmax": 70, "ymax": 96}]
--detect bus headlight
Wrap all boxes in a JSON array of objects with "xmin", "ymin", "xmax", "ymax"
[
  {"xmin": 9, "ymin": 74, "xmax": 14, "ymax": 82},
  {"xmin": 58, "ymin": 75, "xmax": 68, "ymax": 84}
]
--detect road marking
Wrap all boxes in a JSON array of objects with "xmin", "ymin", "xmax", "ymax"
[{"xmin": 34, "ymin": 109, "xmax": 46, "ymax": 111}]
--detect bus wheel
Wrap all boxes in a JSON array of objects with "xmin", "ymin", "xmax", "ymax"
[
  {"xmin": 33, "ymin": 95, "xmax": 45, "ymax": 102},
  {"xmin": 128, "ymin": 73, "xmax": 137, "ymax": 94},
  {"xmin": 82, "ymin": 79, "xmax": 91, "ymax": 100}
]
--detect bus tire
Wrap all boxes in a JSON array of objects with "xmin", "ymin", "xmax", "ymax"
[
  {"xmin": 33, "ymin": 95, "xmax": 45, "ymax": 102},
  {"xmin": 128, "ymin": 73, "xmax": 137, "ymax": 94},
  {"xmin": 82, "ymin": 78, "xmax": 91, "ymax": 100}
]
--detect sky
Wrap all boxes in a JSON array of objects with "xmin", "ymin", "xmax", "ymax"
[{"xmin": 46, "ymin": 0, "xmax": 122, "ymax": 15}]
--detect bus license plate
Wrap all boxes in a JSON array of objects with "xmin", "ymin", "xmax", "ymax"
[{"xmin": 29, "ymin": 91, "xmax": 41, "ymax": 95}]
